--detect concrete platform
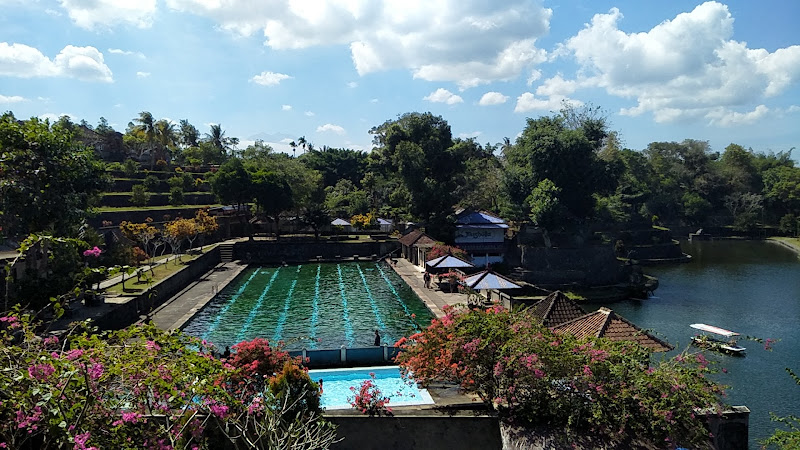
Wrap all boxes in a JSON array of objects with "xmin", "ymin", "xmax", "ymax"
[
  {"xmin": 149, "ymin": 261, "xmax": 247, "ymax": 330},
  {"xmin": 388, "ymin": 258, "xmax": 469, "ymax": 318}
]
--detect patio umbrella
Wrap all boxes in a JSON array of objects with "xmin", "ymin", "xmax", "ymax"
[
  {"xmin": 425, "ymin": 254, "xmax": 474, "ymax": 270},
  {"xmin": 463, "ymin": 270, "xmax": 522, "ymax": 290}
]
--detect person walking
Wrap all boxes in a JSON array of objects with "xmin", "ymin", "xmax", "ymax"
[
  {"xmin": 423, "ymin": 271, "xmax": 431, "ymax": 289},
  {"xmin": 374, "ymin": 329, "xmax": 381, "ymax": 346}
]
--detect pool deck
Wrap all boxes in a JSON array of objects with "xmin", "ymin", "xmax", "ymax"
[
  {"xmin": 148, "ymin": 261, "xmax": 247, "ymax": 331},
  {"xmin": 389, "ymin": 258, "xmax": 468, "ymax": 318}
]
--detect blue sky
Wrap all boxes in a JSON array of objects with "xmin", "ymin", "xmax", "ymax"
[{"xmin": 1, "ymin": 0, "xmax": 798, "ymax": 156}]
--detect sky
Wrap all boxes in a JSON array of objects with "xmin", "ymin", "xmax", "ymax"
[{"xmin": 1, "ymin": 0, "xmax": 799, "ymax": 156}]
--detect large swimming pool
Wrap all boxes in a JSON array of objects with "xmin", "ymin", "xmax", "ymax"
[
  {"xmin": 309, "ymin": 366, "xmax": 435, "ymax": 410},
  {"xmin": 182, "ymin": 262, "xmax": 434, "ymax": 350}
]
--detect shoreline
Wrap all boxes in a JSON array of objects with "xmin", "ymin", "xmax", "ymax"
[{"xmin": 766, "ymin": 237, "xmax": 800, "ymax": 256}]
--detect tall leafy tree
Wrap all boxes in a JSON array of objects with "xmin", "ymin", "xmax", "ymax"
[
  {"xmin": 178, "ymin": 119, "xmax": 200, "ymax": 148},
  {"xmin": 205, "ymin": 124, "xmax": 238, "ymax": 157},
  {"xmin": 368, "ymin": 112, "xmax": 464, "ymax": 235},
  {"xmin": 299, "ymin": 147, "xmax": 368, "ymax": 188},
  {"xmin": 0, "ymin": 113, "xmax": 108, "ymax": 237},
  {"xmin": 211, "ymin": 158, "xmax": 252, "ymax": 209},
  {"xmin": 252, "ymin": 170, "xmax": 294, "ymax": 235}
]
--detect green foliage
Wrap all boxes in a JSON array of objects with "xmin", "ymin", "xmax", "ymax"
[
  {"xmin": 142, "ymin": 174, "xmax": 160, "ymax": 191},
  {"xmin": 0, "ymin": 315, "xmax": 337, "ymax": 450},
  {"xmin": 169, "ymin": 186, "xmax": 185, "ymax": 206},
  {"xmin": 299, "ymin": 147, "xmax": 368, "ymax": 188},
  {"xmin": 130, "ymin": 184, "xmax": 150, "ymax": 207},
  {"xmin": 122, "ymin": 158, "xmax": 139, "ymax": 177},
  {"xmin": 526, "ymin": 178, "xmax": 564, "ymax": 230},
  {"xmin": 0, "ymin": 113, "xmax": 109, "ymax": 237},
  {"xmin": 762, "ymin": 368, "xmax": 800, "ymax": 449},
  {"xmin": 779, "ymin": 214, "xmax": 800, "ymax": 236},
  {"xmin": 211, "ymin": 158, "xmax": 252, "ymax": 207},
  {"xmin": 397, "ymin": 306, "xmax": 726, "ymax": 448}
]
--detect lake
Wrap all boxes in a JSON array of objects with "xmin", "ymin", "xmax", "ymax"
[{"xmin": 593, "ymin": 240, "xmax": 800, "ymax": 447}]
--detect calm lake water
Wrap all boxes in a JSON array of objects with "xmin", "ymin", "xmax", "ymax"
[{"xmin": 593, "ymin": 240, "xmax": 800, "ymax": 447}]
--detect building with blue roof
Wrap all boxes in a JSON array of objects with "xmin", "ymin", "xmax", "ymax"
[{"xmin": 454, "ymin": 210, "xmax": 509, "ymax": 267}]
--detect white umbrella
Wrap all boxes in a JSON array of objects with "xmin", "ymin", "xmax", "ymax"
[{"xmin": 463, "ymin": 271, "xmax": 522, "ymax": 290}]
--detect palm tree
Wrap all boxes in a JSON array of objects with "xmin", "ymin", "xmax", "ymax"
[
  {"xmin": 289, "ymin": 140, "xmax": 297, "ymax": 158},
  {"xmin": 205, "ymin": 124, "xmax": 239, "ymax": 158},
  {"xmin": 134, "ymin": 111, "xmax": 157, "ymax": 168},
  {"xmin": 154, "ymin": 119, "xmax": 177, "ymax": 165},
  {"xmin": 298, "ymin": 136, "xmax": 307, "ymax": 155}
]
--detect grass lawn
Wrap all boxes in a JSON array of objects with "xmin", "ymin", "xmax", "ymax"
[
  {"xmin": 770, "ymin": 236, "xmax": 800, "ymax": 252},
  {"xmin": 94, "ymin": 204, "xmax": 221, "ymax": 213},
  {"xmin": 104, "ymin": 252, "xmax": 203, "ymax": 296}
]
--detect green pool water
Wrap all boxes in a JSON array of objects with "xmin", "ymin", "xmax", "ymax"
[{"xmin": 182, "ymin": 262, "xmax": 435, "ymax": 351}]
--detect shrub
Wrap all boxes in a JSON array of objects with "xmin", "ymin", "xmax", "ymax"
[
  {"xmin": 122, "ymin": 158, "xmax": 139, "ymax": 177},
  {"xmin": 143, "ymin": 174, "xmax": 160, "ymax": 191},
  {"xmin": 130, "ymin": 184, "xmax": 150, "ymax": 207},
  {"xmin": 169, "ymin": 186, "xmax": 184, "ymax": 206},
  {"xmin": 349, "ymin": 372, "xmax": 393, "ymax": 417},
  {"xmin": 396, "ymin": 305, "xmax": 726, "ymax": 448},
  {"xmin": 0, "ymin": 314, "xmax": 337, "ymax": 450}
]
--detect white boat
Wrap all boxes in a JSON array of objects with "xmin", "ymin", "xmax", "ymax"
[{"xmin": 690, "ymin": 323, "xmax": 746, "ymax": 355}]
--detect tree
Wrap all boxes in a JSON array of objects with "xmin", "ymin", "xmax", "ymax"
[
  {"xmin": 164, "ymin": 218, "xmax": 196, "ymax": 262},
  {"xmin": 178, "ymin": 119, "xmax": 199, "ymax": 148},
  {"xmin": 211, "ymin": 158, "xmax": 252, "ymax": 209},
  {"xmin": 396, "ymin": 305, "xmax": 725, "ymax": 448},
  {"xmin": 133, "ymin": 111, "xmax": 158, "ymax": 169},
  {"xmin": 324, "ymin": 179, "xmax": 369, "ymax": 219},
  {"xmin": 0, "ymin": 113, "xmax": 108, "ymax": 238},
  {"xmin": 526, "ymin": 178, "xmax": 565, "ymax": 246},
  {"xmin": 154, "ymin": 119, "xmax": 176, "ymax": 165},
  {"xmin": 205, "ymin": 124, "xmax": 238, "ymax": 157},
  {"xmin": 192, "ymin": 208, "xmax": 219, "ymax": 249},
  {"xmin": 503, "ymin": 114, "xmax": 610, "ymax": 226},
  {"xmin": 299, "ymin": 146, "xmax": 368, "ymax": 188},
  {"xmin": 251, "ymin": 170, "xmax": 294, "ymax": 235},
  {"xmin": 130, "ymin": 184, "xmax": 150, "ymax": 207},
  {"xmin": 368, "ymin": 112, "xmax": 464, "ymax": 234}
]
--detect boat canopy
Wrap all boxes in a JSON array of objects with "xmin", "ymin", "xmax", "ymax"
[{"xmin": 690, "ymin": 323, "xmax": 740, "ymax": 337}]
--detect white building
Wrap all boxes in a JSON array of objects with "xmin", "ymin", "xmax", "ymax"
[{"xmin": 454, "ymin": 210, "xmax": 508, "ymax": 268}]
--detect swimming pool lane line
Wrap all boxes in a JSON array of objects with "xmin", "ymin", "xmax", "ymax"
[
  {"xmin": 309, "ymin": 264, "xmax": 321, "ymax": 349},
  {"xmin": 233, "ymin": 267, "xmax": 282, "ymax": 343},
  {"xmin": 336, "ymin": 264, "xmax": 356, "ymax": 347},
  {"xmin": 272, "ymin": 279, "xmax": 298, "ymax": 343},
  {"xmin": 356, "ymin": 263, "xmax": 387, "ymax": 336},
  {"xmin": 374, "ymin": 262, "xmax": 421, "ymax": 331},
  {"xmin": 202, "ymin": 268, "xmax": 262, "ymax": 340}
]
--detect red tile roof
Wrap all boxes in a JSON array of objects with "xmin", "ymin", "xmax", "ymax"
[
  {"xmin": 398, "ymin": 229, "xmax": 437, "ymax": 247},
  {"xmin": 552, "ymin": 307, "xmax": 674, "ymax": 352},
  {"xmin": 530, "ymin": 291, "xmax": 587, "ymax": 327}
]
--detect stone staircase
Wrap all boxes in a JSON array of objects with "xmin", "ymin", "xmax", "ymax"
[{"xmin": 219, "ymin": 243, "xmax": 234, "ymax": 263}]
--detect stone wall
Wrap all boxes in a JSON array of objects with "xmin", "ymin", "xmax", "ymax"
[
  {"xmin": 510, "ymin": 245, "xmax": 623, "ymax": 286},
  {"xmin": 234, "ymin": 241, "xmax": 400, "ymax": 264},
  {"xmin": 95, "ymin": 248, "xmax": 221, "ymax": 330},
  {"xmin": 328, "ymin": 415, "xmax": 502, "ymax": 450}
]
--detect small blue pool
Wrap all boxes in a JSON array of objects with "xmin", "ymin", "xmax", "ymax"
[{"xmin": 309, "ymin": 366, "xmax": 435, "ymax": 410}]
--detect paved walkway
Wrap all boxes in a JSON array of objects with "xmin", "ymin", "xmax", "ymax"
[
  {"xmin": 149, "ymin": 261, "xmax": 247, "ymax": 331},
  {"xmin": 389, "ymin": 258, "xmax": 469, "ymax": 318}
]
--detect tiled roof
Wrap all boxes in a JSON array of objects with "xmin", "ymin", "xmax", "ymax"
[
  {"xmin": 398, "ymin": 229, "xmax": 437, "ymax": 247},
  {"xmin": 530, "ymin": 291, "xmax": 587, "ymax": 327},
  {"xmin": 552, "ymin": 308, "xmax": 674, "ymax": 353}
]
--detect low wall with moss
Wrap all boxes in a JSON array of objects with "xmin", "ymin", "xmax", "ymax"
[{"xmin": 234, "ymin": 241, "xmax": 400, "ymax": 264}]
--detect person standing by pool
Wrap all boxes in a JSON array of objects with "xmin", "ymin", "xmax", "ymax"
[
  {"xmin": 423, "ymin": 271, "xmax": 431, "ymax": 289},
  {"xmin": 374, "ymin": 329, "xmax": 381, "ymax": 346}
]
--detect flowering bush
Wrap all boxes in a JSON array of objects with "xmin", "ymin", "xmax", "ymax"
[
  {"xmin": 426, "ymin": 243, "xmax": 468, "ymax": 262},
  {"xmin": 396, "ymin": 305, "xmax": 727, "ymax": 448},
  {"xmin": 0, "ymin": 312, "xmax": 337, "ymax": 450},
  {"xmin": 82, "ymin": 246, "xmax": 102, "ymax": 258},
  {"xmin": 349, "ymin": 372, "xmax": 393, "ymax": 417}
]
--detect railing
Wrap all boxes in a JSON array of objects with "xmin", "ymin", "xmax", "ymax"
[{"xmin": 288, "ymin": 345, "xmax": 401, "ymax": 369}]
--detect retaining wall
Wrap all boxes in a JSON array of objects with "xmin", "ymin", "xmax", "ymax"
[
  {"xmin": 95, "ymin": 248, "xmax": 221, "ymax": 330},
  {"xmin": 328, "ymin": 415, "xmax": 502, "ymax": 450},
  {"xmin": 290, "ymin": 346, "xmax": 401, "ymax": 369},
  {"xmin": 234, "ymin": 241, "xmax": 400, "ymax": 264}
]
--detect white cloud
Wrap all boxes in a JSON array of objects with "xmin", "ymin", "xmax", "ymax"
[
  {"xmin": 59, "ymin": 0, "xmax": 157, "ymax": 30},
  {"xmin": 280, "ymin": 138, "xmax": 294, "ymax": 144},
  {"xmin": 347, "ymin": 81, "xmax": 358, "ymax": 88},
  {"xmin": 369, "ymin": 98, "xmax": 378, "ymax": 103},
  {"xmin": 478, "ymin": 91, "xmax": 508, "ymax": 106},
  {"xmin": 563, "ymin": 2, "xmax": 800, "ymax": 124},
  {"xmin": 317, "ymin": 123, "xmax": 346, "ymax": 135},
  {"xmin": 281, "ymin": 104, "xmax": 292, "ymax": 111},
  {"xmin": 459, "ymin": 131, "xmax": 482, "ymax": 139},
  {"xmin": 39, "ymin": 112, "xmax": 77, "ymax": 122},
  {"xmin": 108, "ymin": 48, "xmax": 146, "ymax": 59},
  {"xmin": 514, "ymin": 92, "xmax": 581, "ymax": 113},
  {"xmin": 424, "ymin": 88, "xmax": 463, "ymax": 105},
  {"xmin": 0, "ymin": 94, "xmax": 27, "ymax": 103},
  {"xmin": 136, "ymin": 71, "xmax": 150, "ymax": 78},
  {"xmin": 706, "ymin": 105, "xmax": 769, "ymax": 127},
  {"xmin": 305, "ymin": 111, "xmax": 315, "ymax": 117},
  {"xmin": 0, "ymin": 43, "xmax": 113, "ymax": 82},
  {"xmin": 251, "ymin": 71, "xmax": 292, "ymax": 86},
  {"xmin": 788, "ymin": 105, "xmax": 800, "ymax": 113},
  {"xmin": 526, "ymin": 69, "xmax": 542, "ymax": 86},
  {"xmin": 165, "ymin": 0, "xmax": 552, "ymax": 88}
]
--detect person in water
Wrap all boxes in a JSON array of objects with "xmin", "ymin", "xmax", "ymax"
[{"xmin": 374, "ymin": 329, "xmax": 381, "ymax": 346}]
